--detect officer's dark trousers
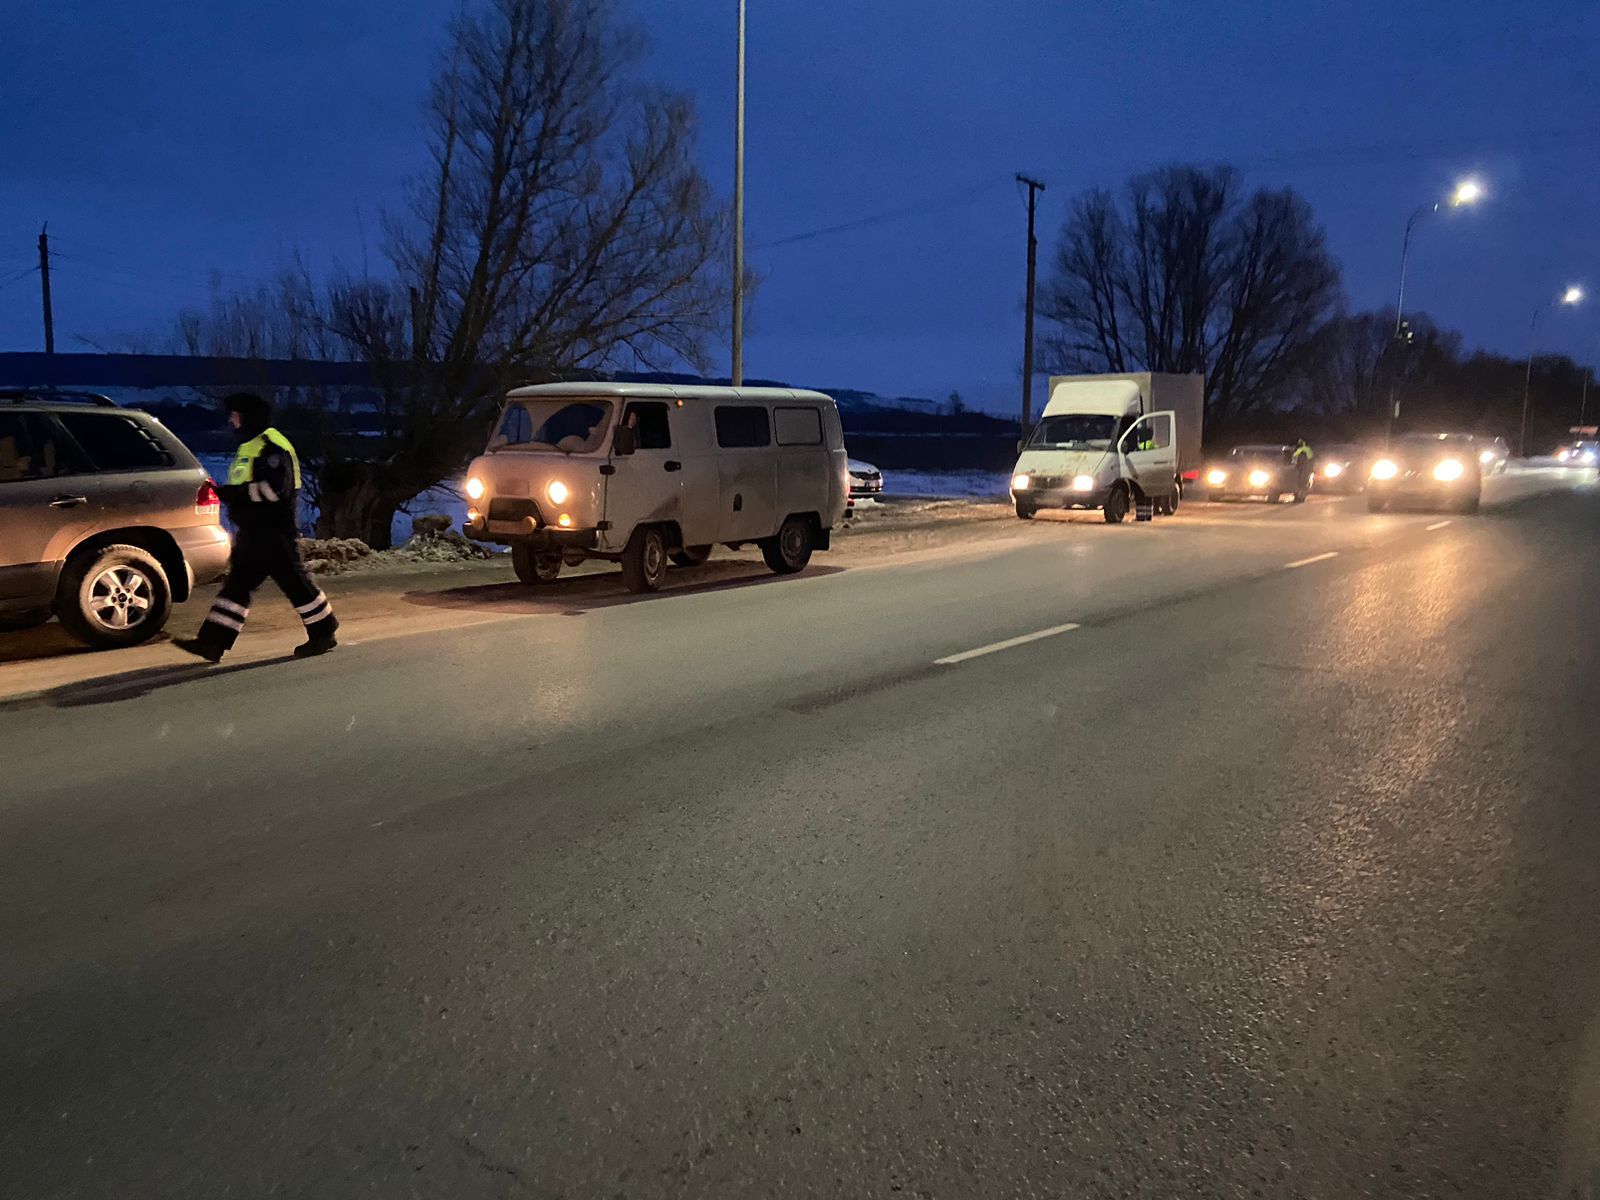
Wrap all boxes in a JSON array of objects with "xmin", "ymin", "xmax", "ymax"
[{"xmin": 196, "ymin": 526, "xmax": 337, "ymax": 652}]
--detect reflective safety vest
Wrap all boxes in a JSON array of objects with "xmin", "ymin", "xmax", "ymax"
[
  {"xmin": 1292, "ymin": 444, "xmax": 1312, "ymax": 461},
  {"xmin": 228, "ymin": 427, "xmax": 302, "ymax": 489}
]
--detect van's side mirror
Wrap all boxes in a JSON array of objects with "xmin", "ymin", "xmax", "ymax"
[
  {"xmin": 613, "ymin": 425, "xmax": 637, "ymax": 456},
  {"xmin": 1016, "ymin": 439, "xmax": 1025, "ymax": 454}
]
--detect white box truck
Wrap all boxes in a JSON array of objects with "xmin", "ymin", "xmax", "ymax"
[{"xmin": 1009, "ymin": 372, "xmax": 1204, "ymax": 523}]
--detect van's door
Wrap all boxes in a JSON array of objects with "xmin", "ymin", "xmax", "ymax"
[
  {"xmin": 711, "ymin": 403, "xmax": 777, "ymax": 541},
  {"xmin": 771, "ymin": 403, "xmax": 829, "ymax": 525},
  {"xmin": 1118, "ymin": 411, "xmax": 1177, "ymax": 499},
  {"xmin": 603, "ymin": 399, "xmax": 682, "ymax": 548}
]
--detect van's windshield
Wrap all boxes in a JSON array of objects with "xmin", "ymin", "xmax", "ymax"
[
  {"xmin": 490, "ymin": 399, "xmax": 614, "ymax": 454},
  {"xmin": 1028, "ymin": 414, "xmax": 1119, "ymax": 449}
]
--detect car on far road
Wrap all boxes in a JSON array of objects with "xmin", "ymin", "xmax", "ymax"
[
  {"xmin": 1475, "ymin": 436, "xmax": 1511, "ymax": 474},
  {"xmin": 847, "ymin": 458, "xmax": 885, "ymax": 500},
  {"xmin": 1315, "ymin": 443, "xmax": 1367, "ymax": 493},
  {"xmin": 1366, "ymin": 432, "xmax": 1483, "ymax": 514},
  {"xmin": 0, "ymin": 391, "xmax": 231, "ymax": 647},
  {"xmin": 1556, "ymin": 441, "xmax": 1599, "ymax": 468},
  {"xmin": 1205, "ymin": 444, "xmax": 1308, "ymax": 503}
]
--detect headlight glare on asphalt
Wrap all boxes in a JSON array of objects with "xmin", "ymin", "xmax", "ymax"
[
  {"xmin": 465, "ymin": 476, "xmax": 486, "ymax": 500},
  {"xmin": 547, "ymin": 479, "xmax": 570, "ymax": 505},
  {"xmin": 1370, "ymin": 458, "xmax": 1398, "ymax": 481},
  {"xmin": 1206, "ymin": 468, "xmax": 1227, "ymax": 486},
  {"xmin": 1248, "ymin": 469, "xmax": 1271, "ymax": 488},
  {"xmin": 1432, "ymin": 458, "xmax": 1465, "ymax": 483},
  {"xmin": 1012, "ymin": 474, "xmax": 1031, "ymax": 491},
  {"xmin": 1324, "ymin": 462, "xmax": 1343, "ymax": 478},
  {"xmin": 1071, "ymin": 474, "xmax": 1096, "ymax": 492}
]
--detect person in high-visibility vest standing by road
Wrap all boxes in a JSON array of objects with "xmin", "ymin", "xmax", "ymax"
[
  {"xmin": 174, "ymin": 393, "xmax": 338, "ymax": 663},
  {"xmin": 1292, "ymin": 438, "xmax": 1314, "ymax": 500}
]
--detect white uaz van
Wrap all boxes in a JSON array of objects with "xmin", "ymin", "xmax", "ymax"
[{"xmin": 462, "ymin": 383, "xmax": 850, "ymax": 592}]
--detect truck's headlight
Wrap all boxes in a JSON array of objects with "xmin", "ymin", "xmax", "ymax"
[
  {"xmin": 1432, "ymin": 458, "xmax": 1464, "ymax": 482},
  {"xmin": 1370, "ymin": 458, "xmax": 1398, "ymax": 480},
  {"xmin": 1011, "ymin": 473, "xmax": 1031, "ymax": 491},
  {"xmin": 1248, "ymin": 469, "xmax": 1271, "ymax": 488},
  {"xmin": 547, "ymin": 480, "xmax": 570, "ymax": 505},
  {"xmin": 465, "ymin": 476, "xmax": 486, "ymax": 500},
  {"xmin": 1206, "ymin": 469, "xmax": 1227, "ymax": 486},
  {"xmin": 1071, "ymin": 474, "xmax": 1096, "ymax": 492}
]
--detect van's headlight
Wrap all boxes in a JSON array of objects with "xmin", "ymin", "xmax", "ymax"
[
  {"xmin": 1011, "ymin": 473, "xmax": 1031, "ymax": 491},
  {"xmin": 465, "ymin": 476, "xmax": 486, "ymax": 500},
  {"xmin": 1206, "ymin": 468, "xmax": 1227, "ymax": 486},
  {"xmin": 546, "ymin": 480, "xmax": 570, "ymax": 505},
  {"xmin": 1248, "ymin": 469, "xmax": 1271, "ymax": 488},
  {"xmin": 1432, "ymin": 458, "xmax": 1464, "ymax": 482},
  {"xmin": 1071, "ymin": 474, "xmax": 1096, "ymax": 492},
  {"xmin": 1370, "ymin": 458, "xmax": 1398, "ymax": 480}
]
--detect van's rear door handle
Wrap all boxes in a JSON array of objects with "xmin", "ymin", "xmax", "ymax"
[
  {"xmin": 664, "ymin": 460, "xmax": 682, "ymax": 472},
  {"xmin": 48, "ymin": 494, "xmax": 88, "ymax": 508}
]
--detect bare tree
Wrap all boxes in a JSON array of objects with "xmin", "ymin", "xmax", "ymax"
[
  {"xmin": 1292, "ymin": 309, "xmax": 1460, "ymax": 433},
  {"xmin": 174, "ymin": 0, "xmax": 729, "ymax": 547},
  {"xmin": 1041, "ymin": 165, "xmax": 1342, "ymax": 431}
]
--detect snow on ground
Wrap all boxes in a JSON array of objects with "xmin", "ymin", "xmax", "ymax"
[{"xmin": 881, "ymin": 469, "xmax": 1010, "ymax": 499}]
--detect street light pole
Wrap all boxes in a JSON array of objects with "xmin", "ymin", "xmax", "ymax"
[
  {"xmin": 1520, "ymin": 286, "xmax": 1585, "ymax": 457},
  {"xmin": 731, "ymin": 0, "xmax": 746, "ymax": 387},
  {"xmin": 1016, "ymin": 173, "xmax": 1046, "ymax": 438}
]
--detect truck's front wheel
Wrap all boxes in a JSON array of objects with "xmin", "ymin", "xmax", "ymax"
[{"xmin": 1103, "ymin": 485, "xmax": 1130, "ymax": 524}]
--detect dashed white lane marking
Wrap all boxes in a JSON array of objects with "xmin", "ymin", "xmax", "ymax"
[
  {"xmin": 935, "ymin": 622, "xmax": 1081, "ymax": 666},
  {"xmin": 1284, "ymin": 551, "xmax": 1339, "ymax": 569},
  {"xmin": 1426, "ymin": 520, "xmax": 1453, "ymax": 531}
]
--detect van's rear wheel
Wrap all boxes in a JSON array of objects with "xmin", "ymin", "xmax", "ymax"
[
  {"xmin": 622, "ymin": 526, "xmax": 668, "ymax": 593},
  {"xmin": 512, "ymin": 544, "xmax": 562, "ymax": 584},
  {"xmin": 670, "ymin": 544, "xmax": 712, "ymax": 568},
  {"xmin": 763, "ymin": 516, "xmax": 814, "ymax": 575}
]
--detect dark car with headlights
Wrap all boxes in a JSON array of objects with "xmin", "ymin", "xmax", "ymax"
[
  {"xmin": 1366, "ymin": 433, "xmax": 1483, "ymax": 514},
  {"xmin": 1205, "ymin": 444, "xmax": 1307, "ymax": 503},
  {"xmin": 1315, "ymin": 443, "xmax": 1367, "ymax": 493}
]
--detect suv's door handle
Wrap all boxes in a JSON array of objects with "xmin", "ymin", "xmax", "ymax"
[
  {"xmin": 664, "ymin": 460, "xmax": 682, "ymax": 472},
  {"xmin": 48, "ymin": 494, "xmax": 88, "ymax": 508}
]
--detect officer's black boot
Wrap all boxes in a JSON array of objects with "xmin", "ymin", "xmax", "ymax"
[{"xmin": 172, "ymin": 636, "xmax": 224, "ymax": 664}]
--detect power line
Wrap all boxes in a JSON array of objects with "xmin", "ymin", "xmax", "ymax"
[{"xmin": 755, "ymin": 177, "xmax": 1008, "ymax": 251}]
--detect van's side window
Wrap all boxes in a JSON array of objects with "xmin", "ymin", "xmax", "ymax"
[
  {"xmin": 622, "ymin": 401, "xmax": 672, "ymax": 450},
  {"xmin": 714, "ymin": 406, "xmax": 771, "ymax": 448},
  {"xmin": 773, "ymin": 406, "xmax": 822, "ymax": 446}
]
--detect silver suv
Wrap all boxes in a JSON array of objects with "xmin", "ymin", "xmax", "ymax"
[{"xmin": 0, "ymin": 391, "xmax": 231, "ymax": 648}]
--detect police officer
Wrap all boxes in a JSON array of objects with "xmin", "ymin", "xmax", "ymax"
[
  {"xmin": 174, "ymin": 393, "xmax": 338, "ymax": 662},
  {"xmin": 1292, "ymin": 438, "xmax": 1314, "ymax": 497}
]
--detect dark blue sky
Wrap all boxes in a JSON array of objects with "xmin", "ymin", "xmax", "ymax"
[{"xmin": 3, "ymin": 0, "xmax": 1596, "ymax": 412}]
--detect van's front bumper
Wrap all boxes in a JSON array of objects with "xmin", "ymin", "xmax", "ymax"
[
  {"xmin": 464, "ymin": 513, "xmax": 598, "ymax": 551},
  {"xmin": 1014, "ymin": 483, "xmax": 1111, "ymax": 509}
]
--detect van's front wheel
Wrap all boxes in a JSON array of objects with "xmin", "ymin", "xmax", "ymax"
[
  {"xmin": 512, "ymin": 544, "xmax": 562, "ymax": 584},
  {"xmin": 763, "ymin": 516, "xmax": 814, "ymax": 575},
  {"xmin": 1103, "ymin": 485, "xmax": 1130, "ymax": 524},
  {"xmin": 621, "ymin": 526, "xmax": 668, "ymax": 593}
]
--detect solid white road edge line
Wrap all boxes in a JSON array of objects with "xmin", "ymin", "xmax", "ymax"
[
  {"xmin": 935, "ymin": 622, "xmax": 1081, "ymax": 666},
  {"xmin": 1284, "ymin": 551, "xmax": 1339, "ymax": 569},
  {"xmin": 1426, "ymin": 520, "xmax": 1453, "ymax": 531}
]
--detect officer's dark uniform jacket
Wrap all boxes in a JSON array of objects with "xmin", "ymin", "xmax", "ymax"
[{"xmin": 195, "ymin": 424, "xmax": 336, "ymax": 650}]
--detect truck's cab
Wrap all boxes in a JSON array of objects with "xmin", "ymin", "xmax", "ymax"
[{"xmin": 1010, "ymin": 374, "xmax": 1198, "ymax": 523}]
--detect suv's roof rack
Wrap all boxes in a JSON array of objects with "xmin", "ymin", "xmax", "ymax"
[{"xmin": 0, "ymin": 389, "xmax": 119, "ymax": 407}]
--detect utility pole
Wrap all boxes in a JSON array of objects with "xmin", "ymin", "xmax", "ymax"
[
  {"xmin": 1016, "ymin": 173, "xmax": 1045, "ymax": 438},
  {"xmin": 38, "ymin": 224, "xmax": 55, "ymax": 355},
  {"xmin": 731, "ymin": 0, "xmax": 746, "ymax": 387}
]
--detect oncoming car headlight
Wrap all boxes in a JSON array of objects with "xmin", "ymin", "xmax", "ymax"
[
  {"xmin": 465, "ymin": 476, "xmax": 486, "ymax": 500},
  {"xmin": 1011, "ymin": 473, "xmax": 1031, "ymax": 492},
  {"xmin": 546, "ymin": 479, "xmax": 570, "ymax": 505},
  {"xmin": 1323, "ymin": 462, "xmax": 1344, "ymax": 478},
  {"xmin": 1071, "ymin": 474, "xmax": 1096, "ymax": 492},
  {"xmin": 1370, "ymin": 458, "xmax": 1398, "ymax": 481},
  {"xmin": 1478, "ymin": 450, "xmax": 1496, "ymax": 465},
  {"xmin": 1248, "ymin": 469, "xmax": 1271, "ymax": 489},
  {"xmin": 1432, "ymin": 458, "xmax": 1465, "ymax": 483},
  {"xmin": 1206, "ymin": 468, "xmax": 1227, "ymax": 486}
]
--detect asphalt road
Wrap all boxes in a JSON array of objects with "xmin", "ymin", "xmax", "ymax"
[{"xmin": 4, "ymin": 479, "xmax": 1599, "ymax": 1198}]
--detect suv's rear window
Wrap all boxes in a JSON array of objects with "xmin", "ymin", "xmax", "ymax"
[{"xmin": 57, "ymin": 413, "xmax": 176, "ymax": 471}]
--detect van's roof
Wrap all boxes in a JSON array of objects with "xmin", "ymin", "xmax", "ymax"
[{"xmin": 505, "ymin": 382, "xmax": 834, "ymax": 404}]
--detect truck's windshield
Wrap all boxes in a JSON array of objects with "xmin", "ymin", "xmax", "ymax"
[
  {"xmin": 1028, "ymin": 414, "xmax": 1118, "ymax": 448},
  {"xmin": 490, "ymin": 399, "xmax": 614, "ymax": 454}
]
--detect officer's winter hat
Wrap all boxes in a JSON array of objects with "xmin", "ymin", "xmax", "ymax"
[{"xmin": 222, "ymin": 392, "xmax": 272, "ymax": 431}]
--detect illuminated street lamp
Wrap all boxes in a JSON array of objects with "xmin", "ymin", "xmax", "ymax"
[
  {"xmin": 1520, "ymin": 285, "xmax": 1586, "ymax": 456},
  {"xmin": 1386, "ymin": 177, "xmax": 1486, "ymax": 441}
]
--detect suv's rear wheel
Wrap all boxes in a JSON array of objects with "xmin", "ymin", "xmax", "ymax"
[{"xmin": 55, "ymin": 544, "xmax": 171, "ymax": 648}]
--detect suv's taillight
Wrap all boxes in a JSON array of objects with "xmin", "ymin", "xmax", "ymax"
[{"xmin": 196, "ymin": 479, "xmax": 221, "ymax": 518}]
